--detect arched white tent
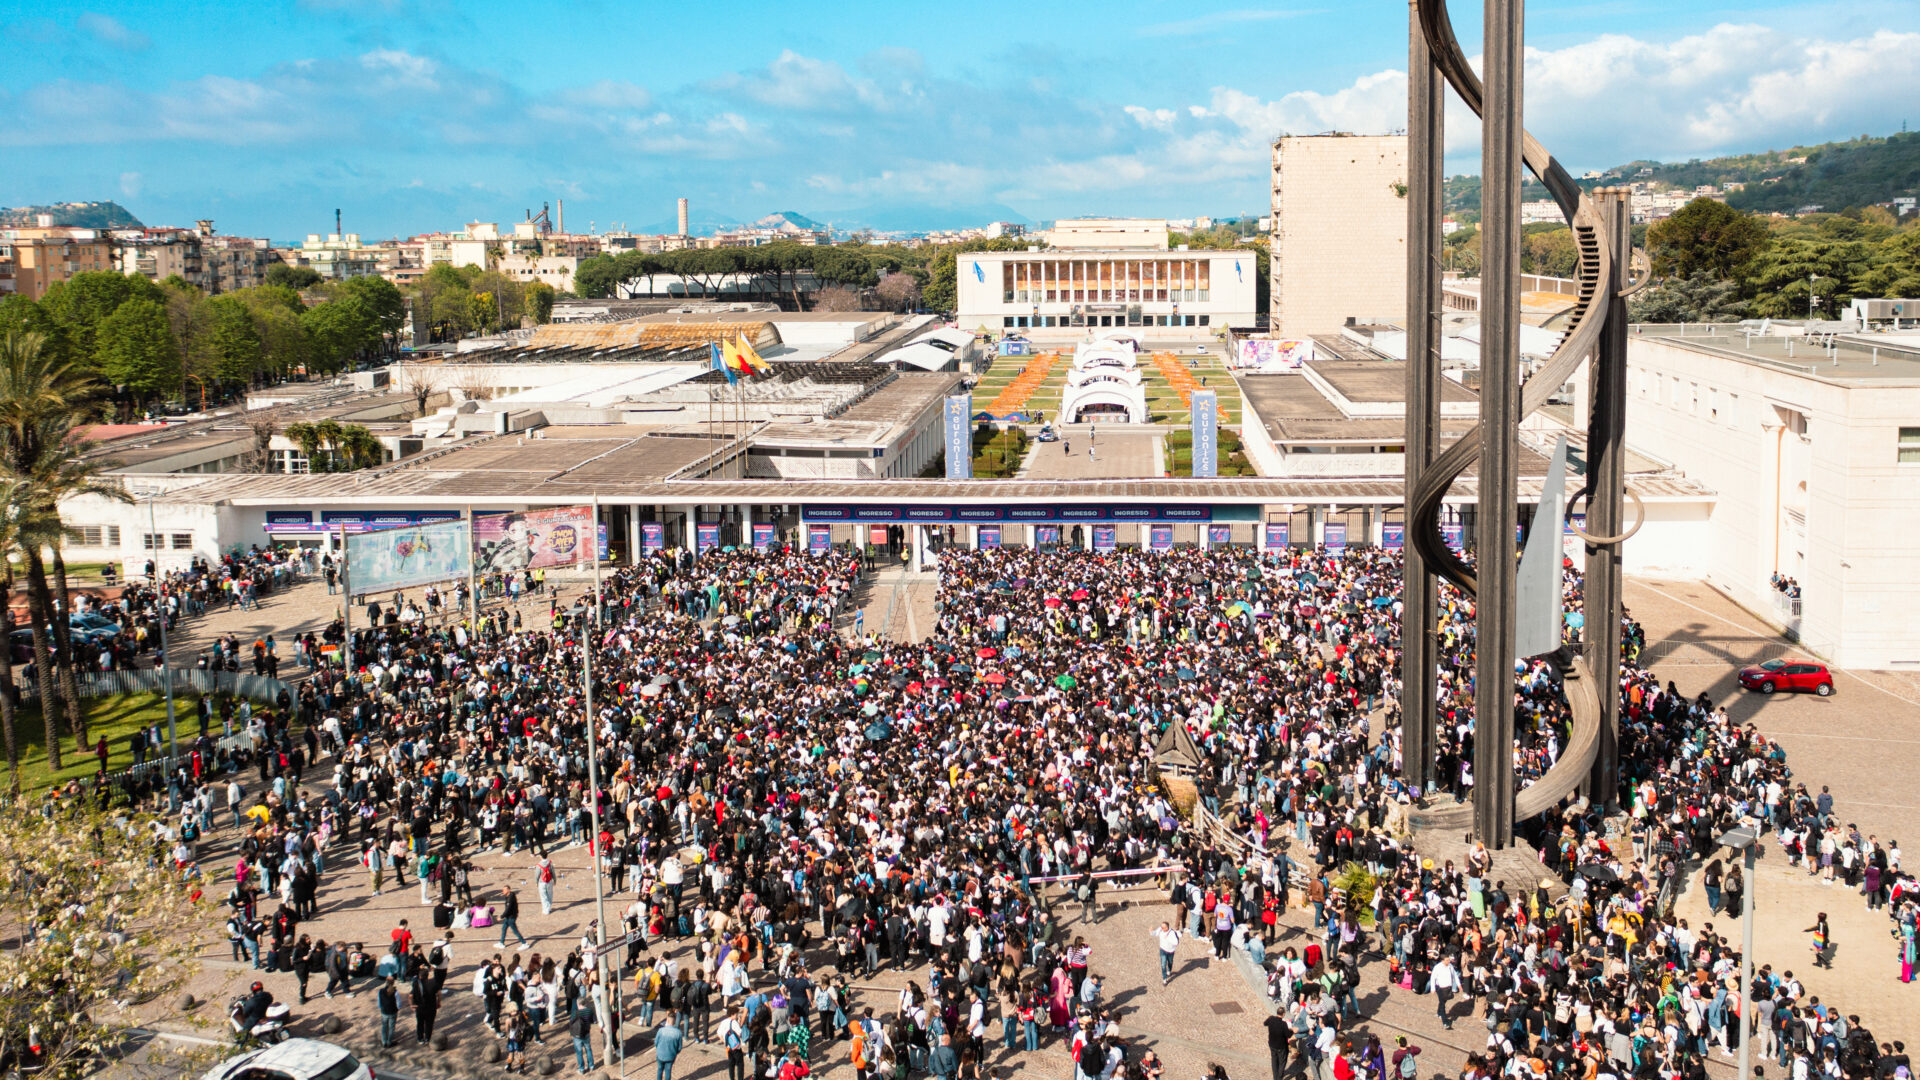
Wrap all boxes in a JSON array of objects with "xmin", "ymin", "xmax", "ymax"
[{"xmin": 1059, "ymin": 339, "xmax": 1148, "ymax": 424}]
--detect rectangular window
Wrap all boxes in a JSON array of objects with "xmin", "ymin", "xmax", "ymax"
[
  {"xmin": 1200, "ymin": 315, "xmax": 1211, "ymax": 326},
  {"xmin": 171, "ymin": 533, "xmax": 193, "ymax": 549},
  {"xmin": 143, "ymin": 533, "xmax": 161, "ymax": 550},
  {"xmin": 1002, "ymin": 316, "xmax": 1015, "ymax": 328},
  {"xmin": 1899, "ymin": 427, "xmax": 1920, "ymax": 463}
]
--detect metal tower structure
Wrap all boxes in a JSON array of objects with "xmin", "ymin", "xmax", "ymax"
[{"xmin": 1401, "ymin": 0, "xmax": 1647, "ymax": 846}]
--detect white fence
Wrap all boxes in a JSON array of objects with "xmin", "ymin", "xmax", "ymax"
[{"xmin": 16, "ymin": 666, "xmax": 293, "ymax": 705}]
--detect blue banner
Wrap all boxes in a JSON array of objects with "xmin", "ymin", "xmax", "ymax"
[
  {"xmin": 1265, "ymin": 523, "xmax": 1289, "ymax": 550},
  {"xmin": 641, "ymin": 522, "xmax": 665, "ymax": 552},
  {"xmin": 318, "ymin": 509, "xmax": 461, "ymax": 534},
  {"xmin": 346, "ymin": 518, "xmax": 472, "ymax": 593},
  {"xmin": 802, "ymin": 503, "xmax": 1238, "ymax": 524},
  {"xmin": 809, "ymin": 525, "xmax": 832, "ymax": 555},
  {"xmin": 1207, "ymin": 524, "xmax": 1231, "ymax": 546},
  {"xmin": 1035, "ymin": 525, "xmax": 1061, "ymax": 547},
  {"xmin": 1190, "ymin": 390, "xmax": 1218, "ymax": 478},
  {"xmin": 944, "ymin": 395, "xmax": 973, "ymax": 479},
  {"xmin": 696, "ymin": 523, "xmax": 720, "ymax": 555},
  {"xmin": 977, "ymin": 525, "xmax": 1001, "ymax": 549},
  {"xmin": 1442, "ymin": 523, "xmax": 1464, "ymax": 552},
  {"xmin": 1382, "ymin": 523, "xmax": 1405, "ymax": 550},
  {"xmin": 752, "ymin": 523, "xmax": 775, "ymax": 552},
  {"xmin": 1092, "ymin": 525, "xmax": 1116, "ymax": 552},
  {"xmin": 1324, "ymin": 521, "xmax": 1347, "ymax": 554},
  {"xmin": 1149, "ymin": 524, "xmax": 1173, "ymax": 551}
]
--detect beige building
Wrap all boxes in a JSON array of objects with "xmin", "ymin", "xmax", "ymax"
[
  {"xmin": 1, "ymin": 226, "xmax": 114, "ymax": 299},
  {"xmin": 1043, "ymin": 218, "xmax": 1169, "ymax": 250},
  {"xmin": 1268, "ymin": 134, "xmax": 1407, "ymax": 337}
]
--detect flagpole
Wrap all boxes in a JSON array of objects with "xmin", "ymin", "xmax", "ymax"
[{"xmin": 581, "ymin": 494, "xmax": 613, "ymax": 1066}]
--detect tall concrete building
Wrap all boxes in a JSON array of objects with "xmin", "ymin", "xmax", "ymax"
[
  {"xmin": 677, "ymin": 198, "xmax": 690, "ymax": 237},
  {"xmin": 1268, "ymin": 134, "xmax": 1408, "ymax": 337}
]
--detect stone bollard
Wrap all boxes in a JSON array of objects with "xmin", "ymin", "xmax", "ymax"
[
  {"xmin": 432, "ymin": 1033, "xmax": 450, "ymax": 1051},
  {"xmin": 321, "ymin": 1017, "xmax": 344, "ymax": 1035}
]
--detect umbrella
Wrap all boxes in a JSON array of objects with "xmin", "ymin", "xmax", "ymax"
[
  {"xmin": 722, "ymin": 614, "xmax": 741, "ymax": 627},
  {"xmin": 984, "ymin": 672, "xmax": 1007, "ymax": 685},
  {"xmin": 951, "ymin": 663, "xmax": 973, "ymax": 673},
  {"xmin": 1371, "ymin": 597, "xmax": 1393, "ymax": 608},
  {"xmin": 1187, "ymin": 573, "xmax": 1207, "ymax": 585},
  {"xmin": 1053, "ymin": 674, "xmax": 1077, "ymax": 689},
  {"xmin": 1044, "ymin": 597, "xmax": 1063, "ymax": 609},
  {"xmin": 862, "ymin": 702, "xmax": 879, "ymax": 716},
  {"xmin": 864, "ymin": 721, "xmax": 893, "ymax": 741},
  {"xmin": 976, "ymin": 647, "xmax": 997, "ymax": 659},
  {"xmin": 865, "ymin": 651, "xmax": 883, "ymax": 661},
  {"xmin": 1176, "ymin": 666, "xmax": 1196, "ymax": 680},
  {"xmin": 1070, "ymin": 588, "xmax": 1090, "ymax": 601},
  {"xmin": 1566, "ymin": 612, "xmax": 1586, "ymax": 629},
  {"xmin": 1004, "ymin": 645, "xmax": 1024, "ymax": 659},
  {"xmin": 907, "ymin": 681, "xmax": 923, "ymax": 694},
  {"xmin": 927, "ymin": 677, "xmax": 950, "ymax": 688},
  {"xmin": 640, "ymin": 684, "xmax": 663, "ymax": 697}
]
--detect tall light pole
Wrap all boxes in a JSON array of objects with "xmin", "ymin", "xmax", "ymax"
[
  {"xmin": 1719, "ymin": 825, "xmax": 1760, "ymax": 1080},
  {"xmin": 138, "ymin": 489, "xmax": 180, "ymax": 807},
  {"xmin": 581, "ymin": 495, "xmax": 614, "ymax": 1067},
  {"xmin": 1808, "ymin": 274, "xmax": 1819, "ymax": 322}
]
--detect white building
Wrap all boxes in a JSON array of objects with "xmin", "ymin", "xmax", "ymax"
[
  {"xmin": 1604, "ymin": 326, "xmax": 1920, "ymax": 667},
  {"xmin": 1058, "ymin": 335, "xmax": 1148, "ymax": 424},
  {"xmin": 956, "ymin": 248, "xmax": 1258, "ymax": 337}
]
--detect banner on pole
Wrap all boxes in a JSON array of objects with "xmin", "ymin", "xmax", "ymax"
[
  {"xmin": 1207, "ymin": 524, "xmax": 1231, "ymax": 546},
  {"xmin": 473, "ymin": 506, "xmax": 595, "ymax": 574},
  {"xmin": 1190, "ymin": 390, "xmax": 1218, "ymax": 478},
  {"xmin": 808, "ymin": 524, "xmax": 832, "ymax": 555},
  {"xmin": 1149, "ymin": 524, "xmax": 1173, "ymax": 551},
  {"xmin": 977, "ymin": 524, "xmax": 1001, "ymax": 549},
  {"xmin": 752, "ymin": 523, "xmax": 775, "ymax": 553},
  {"xmin": 696, "ymin": 523, "xmax": 720, "ymax": 555},
  {"xmin": 347, "ymin": 518, "xmax": 472, "ymax": 593},
  {"xmin": 1324, "ymin": 521, "xmax": 1348, "ymax": 554},
  {"xmin": 1382, "ymin": 523, "xmax": 1405, "ymax": 550},
  {"xmin": 1035, "ymin": 525, "xmax": 1061, "ymax": 547},
  {"xmin": 944, "ymin": 395, "xmax": 973, "ymax": 479}
]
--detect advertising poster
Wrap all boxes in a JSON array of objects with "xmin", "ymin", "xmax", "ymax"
[
  {"xmin": 641, "ymin": 522, "xmax": 665, "ymax": 552},
  {"xmin": 473, "ymin": 506, "xmax": 595, "ymax": 575},
  {"xmin": 1092, "ymin": 524, "xmax": 1116, "ymax": 552},
  {"xmin": 977, "ymin": 525, "xmax": 1001, "ymax": 550},
  {"xmin": 347, "ymin": 518, "xmax": 471, "ymax": 594},
  {"xmin": 1264, "ymin": 523, "xmax": 1289, "ymax": 550},
  {"xmin": 868, "ymin": 524, "xmax": 890, "ymax": 548},
  {"xmin": 1564, "ymin": 513, "xmax": 1586, "ymax": 559},
  {"xmin": 1382, "ymin": 523, "xmax": 1405, "ymax": 550},
  {"xmin": 944, "ymin": 395, "xmax": 973, "ymax": 479},
  {"xmin": 1207, "ymin": 524, "xmax": 1232, "ymax": 546},
  {"xmin": 809, "ymin": 524, "xmax": 832, "ymax": 555},
  {"xmin": 1441, "ymin": 523, "xmax": 1465, "ymax": 552},
  {"xmin": 1149, "ymin": 524, "xmax": 1173, "ymax": 551},
  {"xmin": 1190, "ymin": 390, "xmax": 1219, "ymax": 478},
  {"xmin": 1036, "ymin": 525, "xmax": 1061, "ymax": 547},
  {"xmin": 696, "ymin": 523, "xmax": 720, "ymax": 555},
  {"xmin": 1324, "ymin": 521, "xmax": 1348, "ymax": 554},
  {"xmin": 752, "ymin": 523, "xmax": 775, "ymax": 553}
]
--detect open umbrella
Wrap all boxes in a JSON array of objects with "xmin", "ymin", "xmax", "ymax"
[
  {"xmin": 1053, "ymin": 673, "xmax": 1077, "ymax": 689},
  {"xmin": 640, "ymin": 683, "xmax": 663, "ymax": 697},
  {"xmin": 984, "ymin": 672, "xmax": 1007, "ymax": 685},
  {"xmin": 976, "ymin": 647, "xmax": 997, "ymax": 659},
  {"xmin": 1177, "ymin": 666, "xmax": 1196, "ymax": 680},
  {"xmin": 927, "ymin": 677, "xmax": 950, "ymax": 688},
  {"xmin": 1070, "ymin": 588, "xmax": 1090, "ymax": 601},
  {"xmin": 865, "ymin": 650, "xmax": 883, "ymax": 661},
  {"xmin": 864, "ymin": 720, "xmax": 893, "ymax": 741},
  {"xmin": 1005, "ymin": 645, "xmax": 1024, "ymax": 659},
  {"xmin": 1044, "ymin": 597, "xmax": 1064, "ymax": 608}
]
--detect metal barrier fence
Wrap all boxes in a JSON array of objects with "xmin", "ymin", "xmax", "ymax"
[{"xmin": 16, "ymin": 666, "xmax": 293, "ymax": 705}]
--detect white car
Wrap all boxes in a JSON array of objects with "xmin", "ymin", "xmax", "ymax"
[{"xmin": 201, "ymin": 1039, "xmax": 372, "ymax": 1080}]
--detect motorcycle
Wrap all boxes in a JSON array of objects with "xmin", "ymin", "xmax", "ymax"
[{"xmin": 227, "ymin": 997, "xmax": 292, "ymax": 1046}]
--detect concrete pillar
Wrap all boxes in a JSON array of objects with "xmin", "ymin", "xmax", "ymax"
[
  {"xmin": 628, "ymin": 505, "xmax": 642, "ymax": 565},
  {"xmin": 1141, "ymin": 524, "xmax": 1154, "ymax": 550},
  {"xmin": 1025, "ymin": 524, "xmax": 1036, "ymax": 549}
]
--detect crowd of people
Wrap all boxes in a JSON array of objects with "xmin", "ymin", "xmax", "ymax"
[{"xmin": 117, "ymin": 540, "xmax": 1918, "ymax": 1080}]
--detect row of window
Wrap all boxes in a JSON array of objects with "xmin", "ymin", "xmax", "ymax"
[
  {"xmin": 62, "ymin": 526, "xmax": 191, "ymax": 550},
  {"xmin": 146, "ymin": 533, "xmax": 194, "ymax": 550},
  {"xmin": 1002, "ymin": 314, "xmax": 1211, "ymax": 329},
  {"xmin": 1633, "ymin": 369, "xmax": 1740, "ymax": 427}
]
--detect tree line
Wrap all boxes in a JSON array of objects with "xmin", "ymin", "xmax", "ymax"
[{"xmin": 0, "ymin": 269, "xmax": 405, "ymax": 411}]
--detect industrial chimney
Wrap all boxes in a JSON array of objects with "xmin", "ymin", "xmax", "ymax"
[
  {"xmin": 334, "ymin": 208, "xmax": 342, "ymax": 238},
  {"xmin": 677, "ymin": 198, "xmax": 689, "ymax": 237}
]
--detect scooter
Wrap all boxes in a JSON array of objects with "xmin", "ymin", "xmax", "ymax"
[{"xmin": 227, "ymin": 998, "xmax": 292, "ymax": 1046}]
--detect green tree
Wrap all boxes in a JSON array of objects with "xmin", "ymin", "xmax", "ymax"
[
  {"xmin": 1522, "ymin": 227, "xmax": 1581, "ymax": 278},
  {"xmin": 300, "ymin": 296, "xmax": 374, "ymax": 372},
  {"xmin": 333, "ymin": 274, "xmax": 405, "ymax": 346},
  {"xmin": 1628, "ymin": 272, "xmax": 1751, "ymax": 323},
  {"xmin": 265, "ymin": 263, "xmax": 324, "ymax": 290},
  {"xmin": 201, "ymin": 295, "xmax": 263, "ymax": 386},
  {"xmin": 573, "ymin": 254, "xmax": 625, "ymax": 299},
  {"xmin": 1851, "ymin": 229, "xmax": 1920, "ymax": 298},
  {"xmin": 37, "ymin": 271, "xmax": 164, "ymax": 370},
  {"xmin": 1647, "ymin": 198, "xmax": 1772, "ymax": 279},
  {"xmin": 525, "ymin": 280, "xmax": 557, "ymax": 324},
  {"xmin": 94, "ymin": 296, "xmax": 181, "ymax": 400},
  {"xmin": 1742, "ymin": 236, "xmax": 1875, "ymax": 318}
]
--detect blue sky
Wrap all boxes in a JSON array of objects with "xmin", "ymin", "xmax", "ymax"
[{"xmin": 3, "ymin": 0, "xmax": 1917, "ymax": 239}]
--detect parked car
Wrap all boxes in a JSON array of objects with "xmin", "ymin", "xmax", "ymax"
[
  {"xmin": 69, "ymin": 613, "xmax": 119, "ymax": 640},
  {"xmin": 1738, "ymin": 658, "xmax": 1834, "ymax": 696},
  {"xmin": 201, "ymin": 1039, "xmax": 371, "ymax": 1080}
]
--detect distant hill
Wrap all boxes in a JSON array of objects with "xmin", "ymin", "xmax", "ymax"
[
  {"xmin": 0, "ymin": 200, "xmax": 144, "ymax": 229},
  {"xmin": 752, "ymin": 211, "xmax": 822, "ymax": 231},
  {"xmin": 1444, "ymin": 131, "xmax": 1920, "ymax": 218}
]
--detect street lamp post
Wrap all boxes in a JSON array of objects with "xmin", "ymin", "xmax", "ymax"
[
  {"xmin": 1808, "ymin": 275, "xmax": 1819, "ymax": 322},
  {"xmin": 1720, "ymin": 825, "xmax": 1761, "ymax": 1080},
  {"xmin": 139, "ymin": 489, "xmax": 181, "ymax": 811}
]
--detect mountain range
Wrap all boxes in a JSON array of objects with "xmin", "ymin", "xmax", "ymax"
[{"xmin": 0, "ymin": 200, "xmax": 144, "ymax": 229}]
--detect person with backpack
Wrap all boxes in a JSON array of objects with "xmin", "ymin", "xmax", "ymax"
[
  {"xmin": 1390, "ymin": 1037, "xmax": 1421, "ymax": 1080},
  {"xmin": 1076, "ymin": 871, "xmax": 1098, "ymax": 924},
  {"xmin": 570, "ymin": 1001, "xmax": 596, "ymax": 1075},
  {"xmin": 720, "ymin": 1007, "xmax": 748, "ymax": 1080},
  {"xmin": 536, "ymin": 855, "xmax": 557, "ymax": 915},
  {"xmin": 376, "ymin": 975, "xmax": 401, "ymax": 1049}
]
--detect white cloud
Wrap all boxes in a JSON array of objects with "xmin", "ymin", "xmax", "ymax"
[
  {"xmin": 359, "ymin": 48, "xmax": 438, "ymax": 90},
  {"xmin": 708, "ymin": 50, "xmax": 889, "ymax": 113},
  {"xmin": 118, "ymin": 170, "xmax": 141, "ymax": 197},
  {"xmin": 77, "ymin": 12, "xmax": 148, "ymax": 50}
]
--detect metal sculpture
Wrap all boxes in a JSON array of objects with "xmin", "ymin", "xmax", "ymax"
[{"xmin": 1401, "ymin": 0, "xmax": 1647, "ymax": 845}]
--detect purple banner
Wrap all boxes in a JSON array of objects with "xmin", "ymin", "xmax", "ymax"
[
  {"xmin": 1207, "ymin": 524, "xmax": 1231, "ymax": 546},
  {"xmin": 1382, "ymin": 523, "xmax": 1405, "ymax": 550},
  {"xmin": 1092, "ymin": 525, "xmax": 1116, "ymax": 552},
  {"xmin": 808, "ymin": 525, "xmax": 831, "ymax": 555},
  {"xmin": 696, "ymin": 523, "xmax": 720, "ymax": 555},
  {"xmin": 1324, "ymin": 521, "xmax": 1348, "ymax": 554}
]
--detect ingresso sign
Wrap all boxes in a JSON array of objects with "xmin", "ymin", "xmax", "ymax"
[{"xmin": 801, "ymin": 503, "xmax": 1258, "ymax": 524}]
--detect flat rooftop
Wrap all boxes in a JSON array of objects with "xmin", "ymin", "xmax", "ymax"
[
  {"xmin": 1637, "ymin": 325, "xmax": 1920, "ymax": 385},
  {"xmin": 1313, "ymin": 361, "xmax": 1477, "ymax": 405}
]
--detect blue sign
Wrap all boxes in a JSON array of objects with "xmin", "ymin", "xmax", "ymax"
[
  {"xmin": 317, "ymin": 509, "xmax": 461, "ymax": 534},
  {"xmin": 977, "ymin": 525, "xmax": 1001, "ymax": 549},
  {"xmin": 801, "ymin": 503, "xmax": 1236, "ymax": 524},
  {"xmin": 1092, "ymin": 525, "xmax": 1116, "ymax": 552},
  {"xmin": 944, "ymin": 395, "xmax": 973, "ymax": 479},
  {"xmin": 752, "ymin": 523, "xmax": 775, "ymax": 552},
  {"xmin": 1191, "ymin": 390, "xmax": 1219, "ymax": 478},
  {"xmin": 1324, "ymin": 521, "xmax": 1348, "ymax": 554},
  {"xmin": 1149, "ymin": 524, "xmax": 1173, "ymax": 551},
  {"xmin": 808, "ymin": 525, "xmax": 832, "ymax": 555},
  {"xmin": 641, "ymin": 523, "xmax": 665, "ymax": 552},
  {"xmin": 1442, "ymin": 523, "xmax": 1464, "ymax": 552},
  {"xmin": 1383, "ymin": 523, "xmax": 1405, "ymax": 550},
  {"xmin": 1207, "ymin": 524, "xmax": 1231, "ymax": 546},
  {"xmin": 1035, "ymin": 525, "xmax": 1061, "ymax": 547},
  {"xmin": 1265, "ymin": 523, "xmax": 1289, "ymax": 550},
  {"xmin": 695, "ymin": 523, "xmax": 719, "ymax": 555}
]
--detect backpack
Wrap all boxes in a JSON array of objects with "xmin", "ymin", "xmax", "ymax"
[
  {"xmin": 541, "ymin": 863, "xmax": 555, "ymax": 884},
  {"xmin": 1399, "ymin": 1055, "xmax": 1419, "ymax": 1079},
  {"xmin": 429, "ymin": 944, "xmax": 446, "ymax": 969}
]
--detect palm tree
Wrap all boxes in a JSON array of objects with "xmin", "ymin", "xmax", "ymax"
[
  {"xmin": 283, "ymin": 421, "xmax": 322, "ymax": 473},
  {"xmin": 337, "ymin": 425, "xmax": 383, "ymax": 470},
  {"xmin": 0, "ymin": 480, "xmax": 28, "ymax": 791},
  {"xmin": 312, "ymin": 420, "xmax": 346, "ymax": 471},
  {"xmin": 0, "ymin": 332, "xmax": 99, "ymax": 773},
  {"xmin": 29, "ymin": 439, "xmax": 130, "ymax": 753}
]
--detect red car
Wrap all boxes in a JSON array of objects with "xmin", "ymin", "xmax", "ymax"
[{"xmin": 1739, "ymin": 658, "xmax": 1834, "ymax": 696}]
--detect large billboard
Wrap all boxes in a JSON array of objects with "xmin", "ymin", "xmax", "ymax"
[
  {"xmin": 1190, "ymin": 390, "xmax": 1218, "ymax": 478},
  {"xmin": 944, "ymin": 395, "xmax": 973, "ymax": 479},
  {"xmin": 347, "ymin": 518, "xmax": 472, "ymax": 594},
  {"xmin": 473, "ymin": 506, "xmax": 596, "ymax": 575}
]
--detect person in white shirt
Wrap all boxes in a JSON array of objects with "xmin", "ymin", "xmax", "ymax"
[{"xmin": 1152, "ymin": 923, "xmax": 1180, "ymax": 986}]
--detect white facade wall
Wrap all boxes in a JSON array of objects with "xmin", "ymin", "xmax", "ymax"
[
  {"xmin": 956, "ymin": 250, "xmax": 1257, "ymax": 339},
  {"xmin": 1623, "ymin": 336, "xmax": 1920, "ymax": 667},
  {"xmin": 1269, "ymin": 134, "xmax": 1408, "ymax": 337}
]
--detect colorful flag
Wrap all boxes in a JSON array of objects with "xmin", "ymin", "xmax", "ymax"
[
  {"xmin": 737, "ymin": 335, "xmax": 771, "ymax": 375},
  {"xmin": 710, "ymin": 341, "xmax": 736, "ymax": 385},
  {"xmin": 721, "ymin": 338, "xmax": 752, "ymax": 377}
]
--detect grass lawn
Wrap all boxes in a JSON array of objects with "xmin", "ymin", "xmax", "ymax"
[
  {"xmin": 1165, "ymin": 430, "xmax": 1258, "ymax": 476},
  {"xmin": 5, "ymin": 691, "xmax": 202, "ymax": 792}
]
